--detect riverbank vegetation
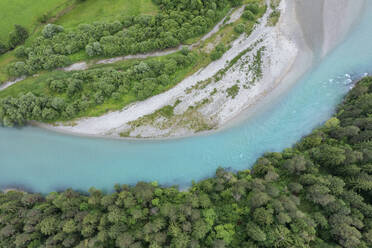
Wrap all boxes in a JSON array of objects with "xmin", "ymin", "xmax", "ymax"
[
  {"xmin": 0, "ymin": 49, "xmax": 197, "ymax": 126},
  {"xmin": 0, "ymin": 0, "xmax": 267, "ymax": 127},
  {"xmin": 1, "ymin": 75, "xmax": 372, "ymax": 248},
  {"xmin": 3, "ymin": 0, "xmax": 240, "ymax": 79}
]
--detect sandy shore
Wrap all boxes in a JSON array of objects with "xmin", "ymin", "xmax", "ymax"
[{"xmin": 46, "ymin": 0, "xmax": 365, "ymax": 138}]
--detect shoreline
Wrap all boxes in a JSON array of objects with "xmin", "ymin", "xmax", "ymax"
[{"xmin": 36, "ymin": 0, "xmax": 365, "ymax": 140}]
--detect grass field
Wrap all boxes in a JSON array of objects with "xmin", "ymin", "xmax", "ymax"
[
  {"xmin": 0, "ymin": 0, "xmax": 70, "ymax": 44},
  {"xmin": 56, "ymin": 0, "xmax": 157, "ymax": 29},
  {"xmin": 0, "ymin": 0, "xmax": 157, "ymax": 43}
]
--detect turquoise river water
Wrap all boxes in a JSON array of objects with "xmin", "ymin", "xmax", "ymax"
[{"xmin": 1, "ymin": 3, "xmax": 372, "ymax": 193}]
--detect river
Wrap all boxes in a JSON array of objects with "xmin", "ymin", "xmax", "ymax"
[{"xmin": 1, "ymin": 2, "xmax": 372, "ymax": 193}]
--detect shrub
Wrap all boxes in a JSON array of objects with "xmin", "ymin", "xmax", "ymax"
[
  {"xmin": 234, "ymin": 23, "xmax": 245, "ymax": 34},
  {"xmin": 14, "ymin": 46, "xmax": 27, "ymax": 58},
  {"xmin": 210, "ymin": 43, "xmax": 227, "ymax": 61},
  {"xmin": 42, "ymin": 24, "xmax": 64, "ymax": 39},
  {"xmin": 226, "ymin": 84, "xmax": 239, "ymax": 98},
  {"xmin": 37, "ymin": 13, "xmax": 49, "ymax": 24},
  {"xmin": 242, "ymin": 10, "xmax": 255, "ymax": 21},
  {"xmin": 0, "ymin": 42, "xmax": 8, "ymax": 55},
  {"xmin": 246, "ymin": 3, "xmax": 260, "ymax": 15},
  {"xmin": 7, "ymin": 61, "xmax": 28, "ymax": 77},
  {"xmin": 8, "ymin": 25, "xmax": 29, "ymax": 49},
  {"xmin": 86, "ymin": 42, "xmax": 102, "ymax": 57}
]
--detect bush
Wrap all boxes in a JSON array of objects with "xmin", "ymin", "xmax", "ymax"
[
  {"xmin": 86, "ymin": 42, "xmax": 102, "ymax": 57},
  {"xmin": 226, "ymin": 84, "xmax": 239, "ymax": 98},
  {"xmin": 242, "ymin": 10, "xmax": 255, "ymax": 21},
  {"xmin": 230, "ymin": 0, "xmax": 243, "ymax": 7},
  {"xmin": 14, "ymin": 46, "xmax": 27, "ymax": 58},
  {"xmin": 37, "ymin": 13, "xmax": 49, "ymax": 24},
  {"xmin": 42, "ymin": 24, "xmax": 64, "ymax": 39},
  {"xmin": 8, "ymin": 25, "xmax": 29, "ymax": 49},
  {"xmin": 210, "ymin": 43, "xmax": 227, "ymax": 61},
  {"xmin": 246, "ymin": 3, "xmax": 260, "ymax": 15},
  {"xmin": 7, "ymin": 61, "xmax": 28, "ymax": 77},
  {"xmin": 234, "ymin": 23, "xmax": 245, "ymax": 34},
  {"xmin": 0, "ymin": 42, "xmax": 8, "ymax": 55}
]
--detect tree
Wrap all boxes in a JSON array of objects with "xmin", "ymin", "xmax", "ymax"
[
  {"xmin": 246, "ymin": 222, "xmax": 266, "ymax": 242},
  {"xmin": 7, "ymin": 61, "xmax": 28, "ymax": 76},
  {"xmin": 40, "ymin": 217, "xmax": 58, "ymax": 235},
  {"xmin": 42, "ymin": 24, "xmax": 64, "ymax": 38},
  {"xmin": 253, "ymin": 207, "xmax": 274, "ymax": 226},
  {"xmin": 215, "ymin": 224, "xmax": 235, "ymax": 244},
  {"xmin": 230, "ymin": 0, "xmax": 243, "ymax": 7}
]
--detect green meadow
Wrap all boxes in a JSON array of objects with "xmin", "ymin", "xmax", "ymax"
[
  {"xmin": 0, "ymin": 0, "xmax": 69, "ymax": 43},
  {"xmin": 56, "ymin": 0, "xmax": 157, "ymax": 29}
]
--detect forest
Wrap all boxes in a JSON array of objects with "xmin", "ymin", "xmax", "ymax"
[{"xmin": 0, "ymin": 76, "xmax": 371, "ymax": 247}]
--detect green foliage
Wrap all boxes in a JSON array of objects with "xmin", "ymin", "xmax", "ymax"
[
  {"xmin": 0, "ymin": 51, "xmax": 196, "ymax": 126},
  {"xmin": 42, "ymin": 24, "xmax": 64, "ymax": 38},
  {"xmin": 8, "ymin": 24, "xmax": 28, "ymax": 49},
  {"xmin": 5, "ymin": 0, "xmax": 239, "ymax": 77},
  {"xmin": 0, "ymin": 42, "xmax": 7, "ymax": 55},
  {"xmin": 234, "ymin": 23, "xmax": 245, "ymax": 34},
  {"xmin": 210, "ymin": 43, "xmax": 227, "ymax": 61},
  {"xmin": 242, "ymin": 10, "xmax": 256, "ymax": 21}
]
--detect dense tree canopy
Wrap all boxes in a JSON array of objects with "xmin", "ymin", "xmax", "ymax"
[{"xmin": 0, "ymin": 77, "xmax": 371, "ymax": 247}]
